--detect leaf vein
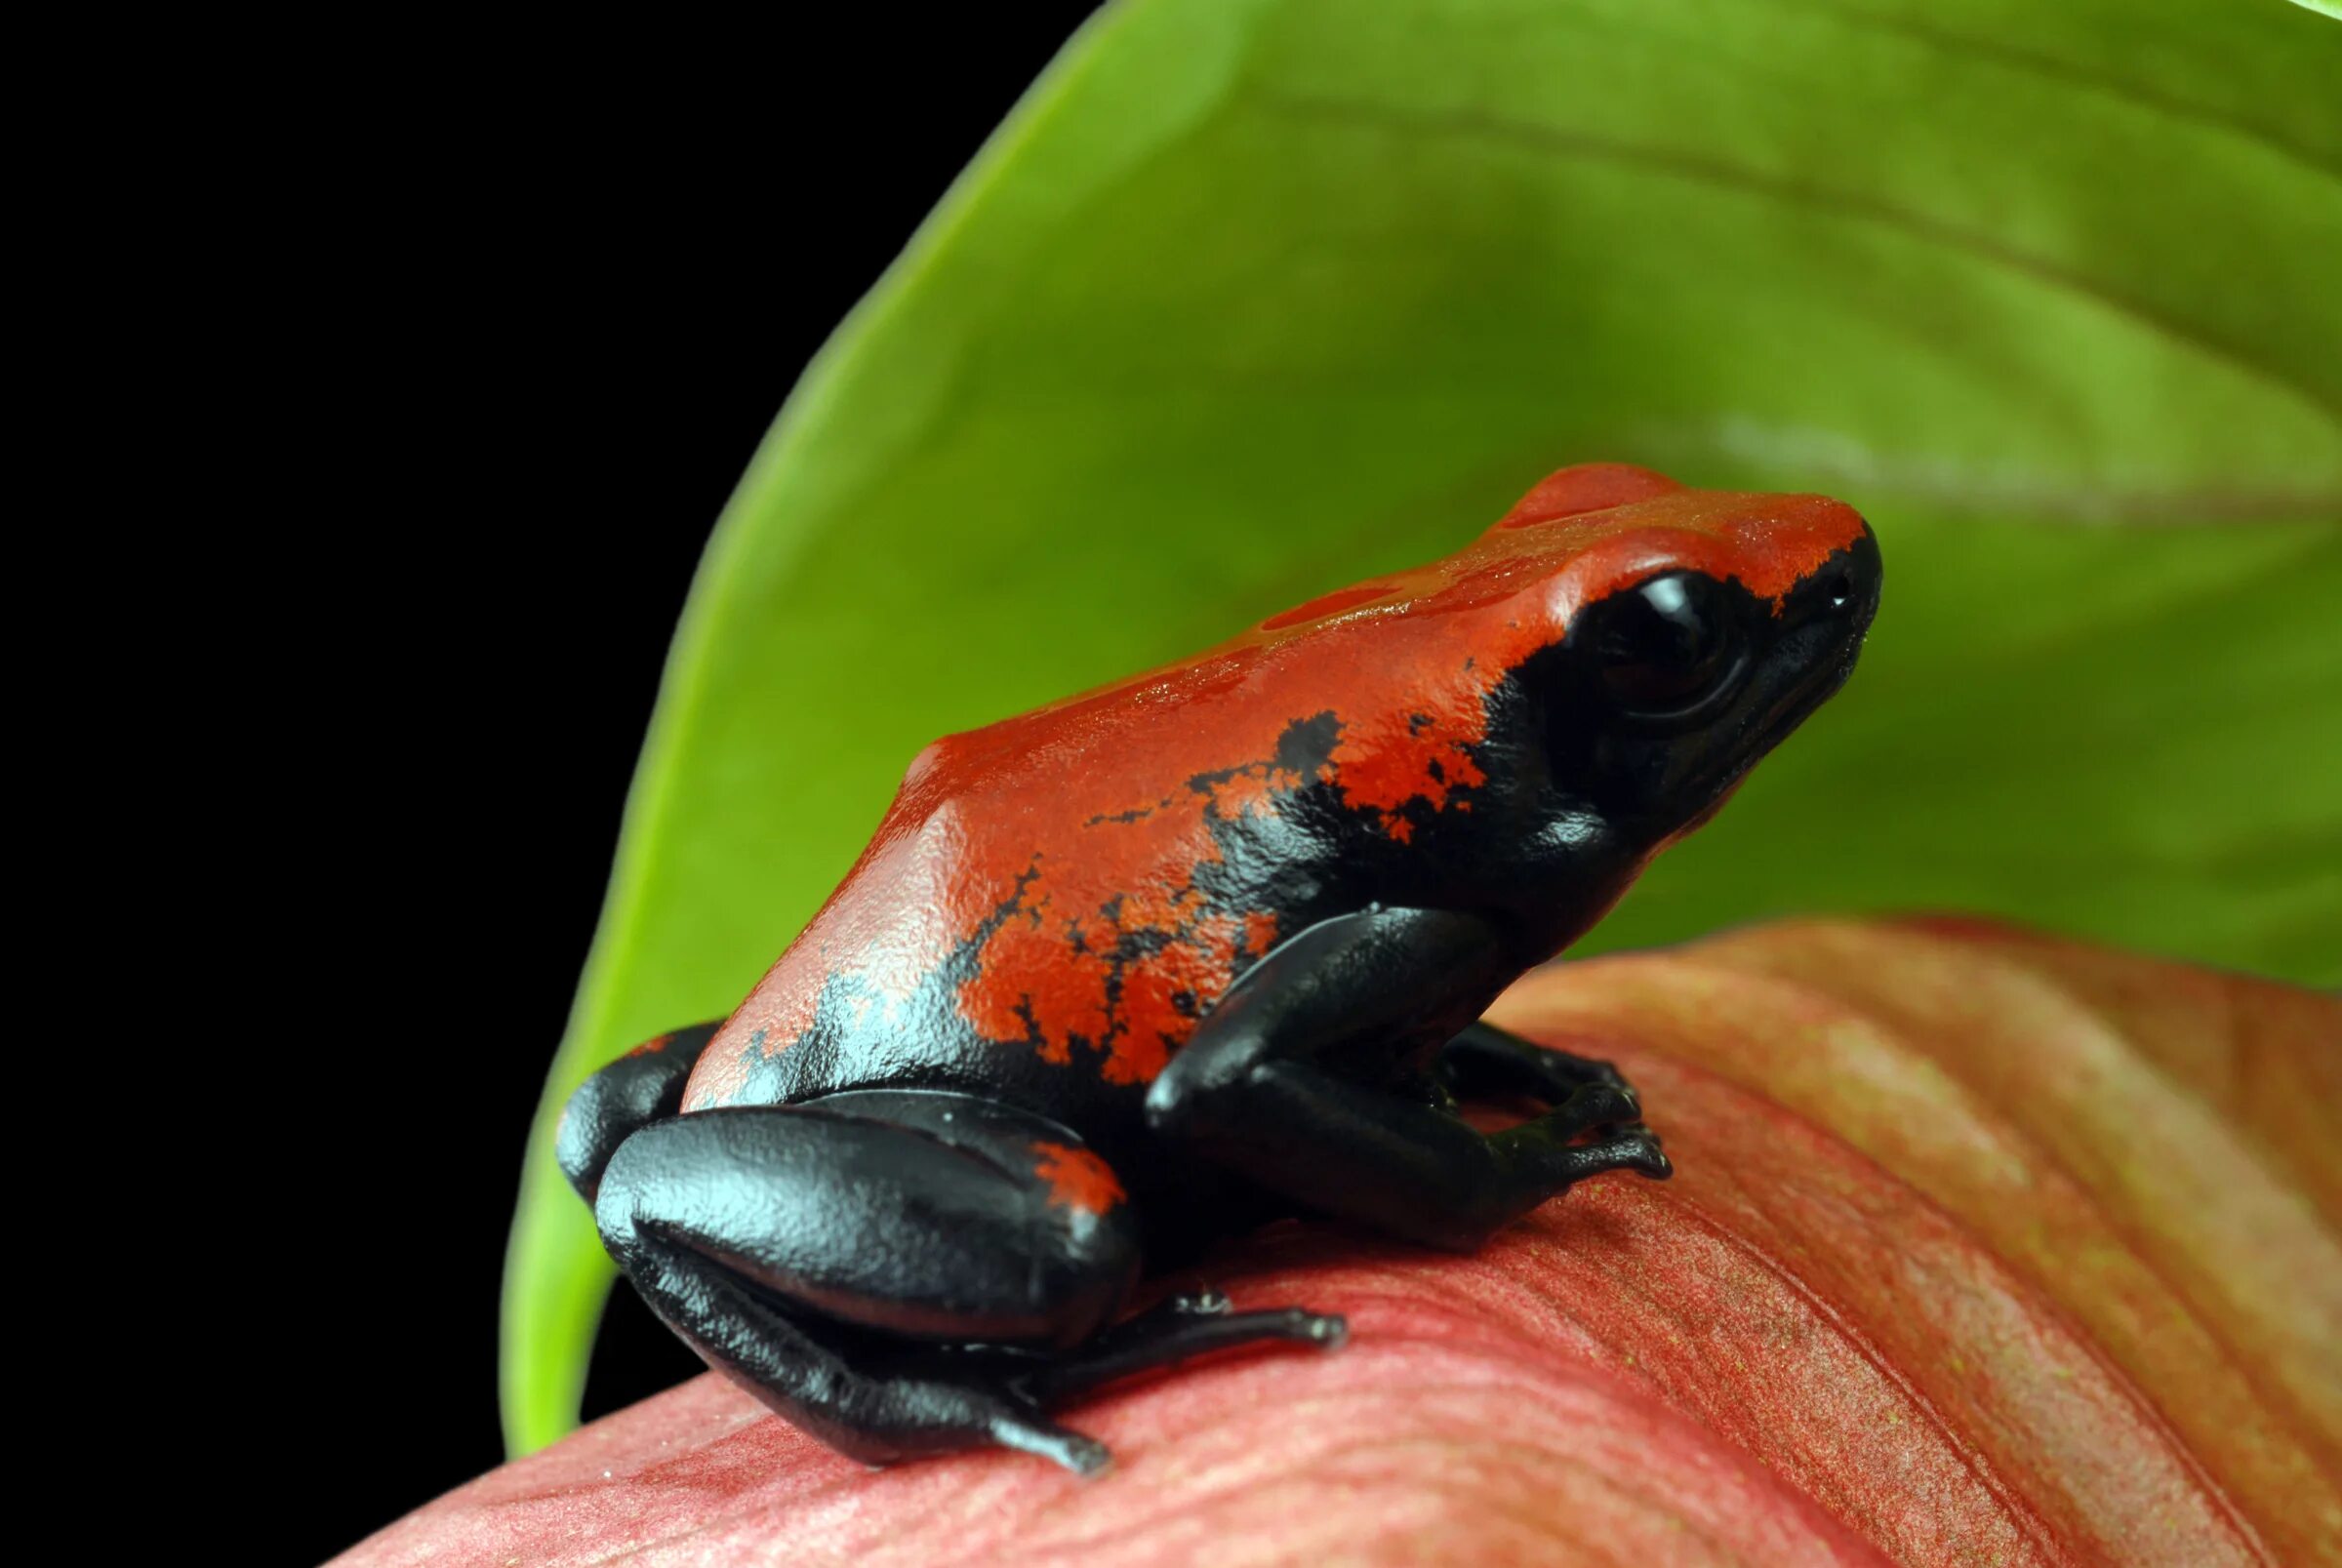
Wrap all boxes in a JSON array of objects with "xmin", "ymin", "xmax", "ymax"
[{"xmin": 1247, "ymin": 89, "xmax": 2342, "ymax": 423}]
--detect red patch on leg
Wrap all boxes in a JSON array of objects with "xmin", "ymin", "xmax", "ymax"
[{"xmin": 1030, "ymin": 1142, "xmax": 1127, "ymax": 1215}]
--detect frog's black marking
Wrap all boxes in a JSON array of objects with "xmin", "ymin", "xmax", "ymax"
[
  {"xmin": 1182, "ymin": 709, "xmax": 1342, "ymax": 800},
  {"xmin": 1084, "ymin": 799, "xmax": 1173, "ymax": 826}
]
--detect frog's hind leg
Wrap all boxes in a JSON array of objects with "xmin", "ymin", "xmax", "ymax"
[{"xmin": 592, "ymin": 1089, "xmax": 1336, "ymax": 1474}]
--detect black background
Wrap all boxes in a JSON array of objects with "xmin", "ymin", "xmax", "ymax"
[{"xmin": 245, "ymin": 12, "xmax": 1104, "ymax": 1562}]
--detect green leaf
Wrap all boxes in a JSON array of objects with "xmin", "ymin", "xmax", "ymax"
[{"xmin": 501, "ymin": 0, "xmax": 2342, "ymax": 1454}]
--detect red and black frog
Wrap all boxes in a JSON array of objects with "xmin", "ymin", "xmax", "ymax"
[{"xmin": 558, "ymin": 462, "xmax": 1881, "ymax": 1475}]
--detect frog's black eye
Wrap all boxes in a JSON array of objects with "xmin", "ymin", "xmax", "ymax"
[{"xmin": 1591, "ymin": 571, "xmax": 1740, "ymax": 716}]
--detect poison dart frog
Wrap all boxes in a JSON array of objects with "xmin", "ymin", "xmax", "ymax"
[{"xmin": 559, "ymin": 462, "xmax": 1881, "ymax": 1475}]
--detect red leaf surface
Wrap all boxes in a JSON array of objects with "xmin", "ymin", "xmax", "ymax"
[{"xmin": 343, "ymin": 919, "xmax": 2341, "ymax": 1566}]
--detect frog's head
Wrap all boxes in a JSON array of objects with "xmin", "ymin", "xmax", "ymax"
[{"xmin": 1493, "ymin": 464, "xmax": 1883, "ymax": 848}]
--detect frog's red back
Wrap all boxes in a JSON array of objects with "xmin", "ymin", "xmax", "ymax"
[{"xmin": 683, "ymin": 465, "xmax": 1866, "ymax": 1114}]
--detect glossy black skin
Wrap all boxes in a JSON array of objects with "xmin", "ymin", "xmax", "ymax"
[{"xmin": 561, "ymin": 536, "xmax": 1881, "ymax": 1474}]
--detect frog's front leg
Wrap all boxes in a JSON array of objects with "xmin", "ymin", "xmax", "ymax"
[
  {"xmin": 590, "ymin": 1089, "xmax": 1339, "ymax": 1474},
  {"xmin": 1145, "ymin": 908, "xmax": 1670, "ymax": 1253},
  {"xmin": 556, "ymin": 1021, "xmax": 724, "ymax": 1202}
]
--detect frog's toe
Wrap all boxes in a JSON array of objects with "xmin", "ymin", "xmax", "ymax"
[
  {"xmin": 1606, "ymin": 1126, "xmax": 1672, "ymax": 1181},
  {"xmin": 988, "ymin": 1411, "xmax": 1114, "ymax": 1477},
  {"xmin": 1025, "ymin": 1302, "xmax": 1353, "ymax": 1405},
  {"xmin": 1300, "ymin": 1309, "xmax": 1349, "ymax": 1349},
  {"xmin": 1169, "ymin": 1286, "xmax": 1232, "ymax": 1317},
  {"xmin": 1553, "ymin": 1056, "xmax": 1641, "ymax": 1119}
]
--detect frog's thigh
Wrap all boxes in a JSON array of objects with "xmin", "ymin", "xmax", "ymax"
[{"xmin": 596, "ymin": 1090, "xmax": 1140, "ymax": 1350}]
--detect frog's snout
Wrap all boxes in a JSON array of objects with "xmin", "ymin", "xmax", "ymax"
[{"xmin": 1814, "ymin": 519, "xmax": 1883, "ymax": 644}]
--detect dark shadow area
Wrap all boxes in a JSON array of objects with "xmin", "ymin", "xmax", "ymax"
[{"xmin": 233, "ymin": 12, "xmax": 1107, "ymax": 1562}]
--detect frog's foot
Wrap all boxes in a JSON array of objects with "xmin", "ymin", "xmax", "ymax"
[
  {"xmin": 1162, "ymin": 1286, "xmax": 1232, "ymax": 1316},
  {"xmin": 1019, "ymin": 1290, "xmax": 1348, "ymax": 1405},
  {"xmin": 984, "ymin": 1409, "xmax": 1114, "ymax": 1476},
  {"xmin": 1438, "ymin": 1021, "xmax": 1644, "ymax": 1124},
  {"xmin": 1571, "ymin": 1121, "xmax": 1671, "ymax": 1179},
  {"xmin": 859, "ymin": 1375, "xmax": 1113, "ymax": 1477}
]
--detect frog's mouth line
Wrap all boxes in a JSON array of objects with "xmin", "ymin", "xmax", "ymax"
[{"xmin": 1676, "ymin": 632, "xmax": 1867, "ymax": 834}]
